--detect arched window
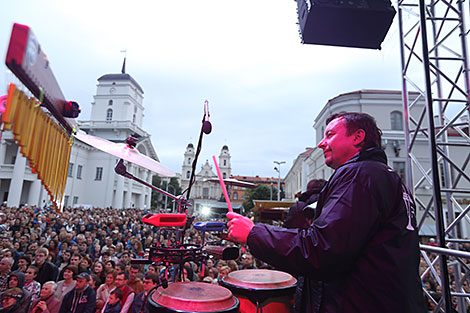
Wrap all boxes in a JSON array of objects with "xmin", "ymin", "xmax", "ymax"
[
  {"xmin": 223, "ymin": 172, "xmax": 226, "ymax": 179},
  {"xmin": 106, "ymin": 109, "xmax": 113, "ymax": 121},
  {"xmin": 108, "ymin": 100, "xmax": 113, "ymax": 106},
  {"xmin": 133, "ymin": 114, "xmax": 136, "ymax": 123},
  {"xmin": 391, "ymin": 111, "xmax": 403, "ymax": 130},
  {"xmin": 223, "ymin": 160, "xmax": 227, "ymax": 166},
  {"xmin": 233, "ymin": 192, "xmax": 238, "ymax": 200},
  {"xmin": 186, "ymin": 171, "xmax": 190, "ymax": 179}
]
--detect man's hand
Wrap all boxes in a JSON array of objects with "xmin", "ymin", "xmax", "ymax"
[
  {"xmin": 36, "ymin": 301, "xmax": 47, "ymax": 311},
  {"xmin": 226, "ymin": 212, "xmax": 254, "ymax": 244}
]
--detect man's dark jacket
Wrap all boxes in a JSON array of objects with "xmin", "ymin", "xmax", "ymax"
[
  {"xmin": 35, "ymin": 261, "xmax": 58, "ymax": 285},
  {"xmin": 247, "ymin": 148, "xmax": 426, "ymax": 313},
  {"xmin": 58, "ymin": 285, "xmax": 96, "ymax": 313}
]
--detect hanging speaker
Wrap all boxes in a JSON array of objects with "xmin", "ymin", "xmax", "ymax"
[{"xmin": 296, "ymin": 0, "xmax": 396, "ymax": 49}]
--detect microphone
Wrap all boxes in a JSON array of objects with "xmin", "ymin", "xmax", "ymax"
[{"xmin": 202, "ymin": 99, "xmax": 212, "ymax": 134}]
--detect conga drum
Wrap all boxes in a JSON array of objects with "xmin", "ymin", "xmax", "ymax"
[
  {"xmin": 147, "ymin": 282, "xmax": 240, "ymax": 313},
  {"xmin": 220, "ymin": 269, "xmax": 297, "ymax": 313}
]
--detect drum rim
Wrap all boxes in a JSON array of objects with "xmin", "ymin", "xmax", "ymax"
[
  {"xmin": 147, "ymin": 282, "xmax": 240, "ymax": 313},
  {"xmin": 221, "ymin": 269, "xmax": 297, "ymax": 290}
]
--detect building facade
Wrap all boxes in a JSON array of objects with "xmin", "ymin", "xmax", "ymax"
[{"xmin": 0, "ymin": 67, "xmax": 159, "ymax": 209}]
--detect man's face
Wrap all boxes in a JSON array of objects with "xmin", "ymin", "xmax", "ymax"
[
  {"xmin": 318, "ymin": 117, "xmax": 362, "ymax": 169},
  {"xmin": 108, "ymin": 294, "xmax": 119, "ymax": 305},
  {"xmin": 129, "ymin": 268, "xmax": 138, "ymax": 280},
  {"xmin": 121, "ymin": 254, "xmax": 129, "ymax": 264},
  {"xmin": 0, "ymin": 258, "xmax": 11, "ymax": 273},
  {"xmin": 18, "ymin": 259, "xmax": 28, "ymax": 269},
  {"xmin": 75, "ymin": 278, "xmax": 88, "ymax": 291},
  {"xmin": 35, "ymin": 252, "xmax": 47, "ymax": 265},
  {"xmin": 115, "ymin": 274, "xmax": 127, "ymax": 288},
  {"xmin": 143, "ymin": 278, "xmax": 156, "ymax": 292},
  {"xmin": 40, "ymin": 283, "xmax": 53, "ymax": 298},
  {"xmin": 70, "ymin": 256, "xmax": 81, "ymax": 266}
]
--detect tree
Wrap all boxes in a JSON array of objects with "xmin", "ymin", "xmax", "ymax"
[{"xmin": 243, "ymin": 185, "xmax": 271, "ymax": 212}]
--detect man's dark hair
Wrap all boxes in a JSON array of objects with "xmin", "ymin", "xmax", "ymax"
[
  {"xmin": 110, "ymin": 288, "xmax": 123, "ymax": 300},
  {"xmin": 144, "ymin": 273, "xmax": 159, "ymax": 284},
  {"xmin": 117, "ymin": 271, "xmax": 129, "ymax": 280},
  {"xmin": 326, "ymin": 112, "xmax": 382, "ymax": 150}
]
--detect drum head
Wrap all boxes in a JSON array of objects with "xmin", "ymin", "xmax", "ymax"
[
  {"xmin": 149, "ymin": 282, "xmax": 239, "ymax": 313},
  {"xmin": 221, "ymin": 269, "xmax": 297, "ymax": 299}
]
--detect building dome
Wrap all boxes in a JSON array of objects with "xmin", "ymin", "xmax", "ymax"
[
  {"xmin": 222, "ymin": 145, "xmax": 229, "ymax": 150},
  {"xmin": 187, "ymin": 143, "xmax": 194, "ymax": 149}
]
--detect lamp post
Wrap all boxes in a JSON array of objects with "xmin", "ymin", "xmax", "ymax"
[{"xmin": 273, "ymin": 161, "xmax": 285, "ymax": 201}]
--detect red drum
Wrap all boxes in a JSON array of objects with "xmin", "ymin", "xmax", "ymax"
[
  {"xmin": 147, "ymin": 282, "xmax": 240, "ymax": 313},
  {"xmin": 220, "ymin": 269, "xmax": 297, "ymax": 313}
]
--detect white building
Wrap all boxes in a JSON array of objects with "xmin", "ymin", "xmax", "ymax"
[{"xmin": 0, "ymin": 66, "xmax": 159, "ymax": 209}]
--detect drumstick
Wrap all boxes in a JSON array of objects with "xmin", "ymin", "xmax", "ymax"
[{"xmin": 212, "ymin": 155, "xmax": 233, "ymax": 213}]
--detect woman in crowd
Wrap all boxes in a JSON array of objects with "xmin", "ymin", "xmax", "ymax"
[
  {"xmin": 23, "ymin": 266, "xmax": 41, "ymax": 301},
  {"xmin": 54, "ymin": 265, "xmax": 77, "ymax": 303},
  {"xmin": 93, "ymin": 261, "xmax": 106, "ymax": 284},
  {"xmin": 17, "ymin": 256, "xmax": 31, "ymax": 273},
  {"xmin": 96, "ymin": 269, "xmax": 117, "ymax": 313}
]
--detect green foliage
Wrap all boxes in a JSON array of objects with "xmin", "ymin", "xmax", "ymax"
[{"xmin": 243, "ymin": 185, "xmax": 271, "ymax": 212}]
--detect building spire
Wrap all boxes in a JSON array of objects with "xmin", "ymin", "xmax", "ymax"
[
  {"xmin": 120, "ymin": 49, "xmax": 127, "ymax": 74},
  {"xmin": 121, "ymin": 57, "xmax": 126, "ymax": 74}
]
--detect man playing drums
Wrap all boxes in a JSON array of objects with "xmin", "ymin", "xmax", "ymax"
[{"xmin": 227, "ymin": 112, "xmax": 426, "ymax": 313}]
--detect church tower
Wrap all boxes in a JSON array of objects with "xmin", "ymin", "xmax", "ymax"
[
  {"xmin": 182, "ymin": 143, "xmax": 195, "ymax": 182},
  {"xmin": 218, "ymin": 145, "xmax": 231, "ymax": 179}
]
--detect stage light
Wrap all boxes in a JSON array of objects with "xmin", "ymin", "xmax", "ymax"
[{"xmin": 201, "ymin": 206, "xmax": 211, "ymax": 216}]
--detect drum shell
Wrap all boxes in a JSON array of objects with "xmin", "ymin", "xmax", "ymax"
[
  {"xmin": 220, "ymin": 269, "xmax": 296, "ymax": 313},
  {"xmin": 147, "ymin": 282, "xmax": 239, "ymax": 313}
]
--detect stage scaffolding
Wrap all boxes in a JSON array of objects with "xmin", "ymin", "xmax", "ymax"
[{"xmin": 397, "ymin": 0, "xmax": 470, "ymax": 309}]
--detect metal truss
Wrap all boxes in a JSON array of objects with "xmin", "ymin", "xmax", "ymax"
[{"xmin": 397, "ymin": 0, "xmax": 470, "ymax": 310}]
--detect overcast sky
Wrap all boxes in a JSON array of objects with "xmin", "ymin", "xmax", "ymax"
[{"xmin": 0, "ymin": 0, "xmax": 403, "ymax": 178}]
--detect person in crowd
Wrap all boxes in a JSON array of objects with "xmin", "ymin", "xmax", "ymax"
[
  {"xmin": 104, "ymin": 261, "xmax": 115, "ymax": 274},
  {"xmin": 23, "ymin": 266, "xmax": 41, "ymax": 301},
  {"xmin": 17, "ymin": 256, "xmax": 32, "ymax": 273},
  {"xmin": 127, "ymin": 265, "xmax": 144, "ymax": 294},
  {"xmin": 110, "ymin": 272, "xmax": 134, "ymax": 313},
  {"xmin": 0, "ymin": 287, "xmax": 25, "ymax": 313},
  {"xmin": 102, "ymin": 289, "xmax": 121, "ymax": 313},
  {"xmin": 130, "ymin": 274, "xmax": 159, "ymax": 313},
  {"xmin": 0, "ymin": 257, "xmax": 13, "ymax": 292},
  {"xmin": 89, "ymin": 274, "xmax": 101, "ymax": 292},
  {"xmin": 33, "ymin": 248, "xmax": 58, "ymax": 284},
  {"xmin": 240, "ymin": 253, "xmax": 256, "ymax": 270},
  {"xmin": 28, "ymin": 281, "xmax": 61, "ymax": 313},
  {"xmin": 55, "ymin": 249, "xmax": 72, "ymax": 274},
  {"xmin": 7, "ymin": 272, "xmax": 31, "ymax": 313},
  {"xmin": 80, "ymin": 255, "xmax": 93, "ymax": 274},
  {"xmin": 96, "ymin": 270, "xmax": 116, "ymax": 313},
  {"xmin": 226, "ymin": 112, "xmax": 427, "ymax": 313},
  {"xmin": 58, "ymin": 272, "xmax": 96, "ymax": 313},
  {"xmin": 284, "ymin": 179, "xmax": 327, "ymax": 229},
  {"xmin": 55, "ymin": 265, "xmax": 77, "ymax": 303},
  {"xmin": 92, "ymin": 262, "xmax": 106, "ymax": 285},
  {"xmin": 59, "ymin": 254, "xmax": 83, "ymax": 281}
]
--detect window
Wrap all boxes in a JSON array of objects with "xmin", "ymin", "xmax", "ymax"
[
  {"xmin": 393, "ymin": 162, "xmax": 406, "ymax": 182},
  {"xmin": 68, "ymin": 163, "xmax": 74, "ymax": 177},
  {"xmin": 223, "ymin": 172, "xmax": 226, "ymax": 179},
  {"xmin": 95, "ymin": 167, "xmax": 103, "ymax": 180},
  {"xmin": 188, "ymin": 158, "xmax": 191, "ymax": 165},
  {"xmin": 223, "ymin": 160, "xmax": 227, "ymax": 166},
  {"xmin": 233, "ymin": 192, "xmax": 238, "ymax": 200},
  {"xmin": 64, "ymin": 196, "xmax": 69, "ymax": 207},
  {"xmin": 186, "ymin": 171, "xmax": 190, "ymax": 179},
  {"xmin": 106, "ymin": 109, "xmax": 113, "ymax": 121},
  {"xmin": 73, "ymin": 196, "xmax": 78, "ymax": 205},
  {"xmin": 242, "ymin": 194, "xmax": 245, "ymax": 200},
  {"xmin": 108, "ymin": 100, "xmax": 113, "ymax": 106},
  {"xmin": 202, "ymin": 188, "xmax": 209, "ymax": 199},
  {"xmin": 133, "ymin": 114, "xmax": 136, "ymax": 123},
  {"xmin": 77, "ymin": 165, "xmax": 83, "ymax": 179},
  {"xmin": 391, "ymin": 111, "xmax": 403, "ymax": 130}
]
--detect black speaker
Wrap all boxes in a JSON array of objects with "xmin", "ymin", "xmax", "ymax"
[{"xmin": 296, "ymin": 0, "xmax": 396, "ymax": 49}]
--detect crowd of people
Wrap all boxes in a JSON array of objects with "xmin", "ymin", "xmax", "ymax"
[{"xmin": 0, "ymin": 205, "xmax": 262, "ymax": 313}]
